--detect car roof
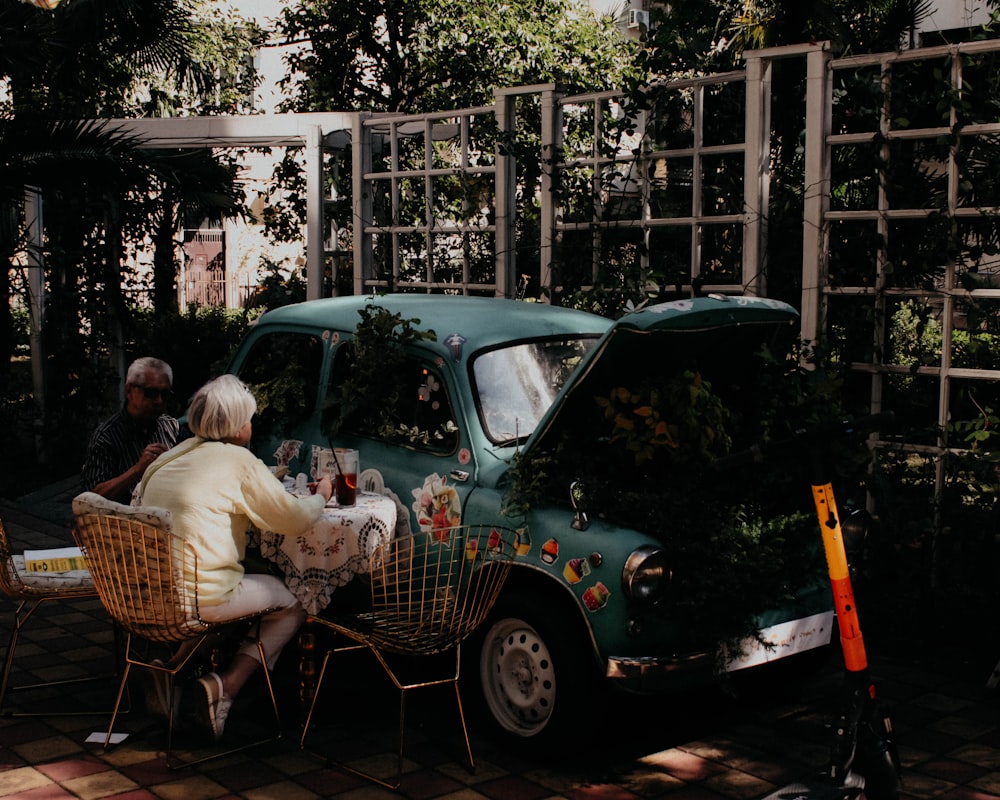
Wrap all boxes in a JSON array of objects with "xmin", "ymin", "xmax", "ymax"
[{"xmin": 254, "ymin": 294, "xmax": 614, "ymax": 358}]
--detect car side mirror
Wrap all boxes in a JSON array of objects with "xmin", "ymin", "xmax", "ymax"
[{"xmin": 570, "ymin": 480, "xmax": 590, "ymax": 531}]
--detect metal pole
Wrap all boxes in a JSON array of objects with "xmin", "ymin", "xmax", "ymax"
[
  {"xmin": 305, "ymin": 124, "xmax": 324, "ymax": 300},
  {"xmin": 24, "ymin": 187, "xmax": 46, "ymax": 460}
]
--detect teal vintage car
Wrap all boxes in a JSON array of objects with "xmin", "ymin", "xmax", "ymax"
[{"xmin": 226, "ymin": 293, "xmax": 836, "ymax": 749}]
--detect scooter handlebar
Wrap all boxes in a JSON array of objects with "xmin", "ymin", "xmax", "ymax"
[{"xmin": 712, "ymin": 411, "xmax": 895, "ymax": 472}]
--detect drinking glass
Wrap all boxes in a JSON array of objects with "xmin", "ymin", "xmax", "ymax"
[{"xmin": 334, "ymin": 448, "xmax": 359, "ymax": 505}]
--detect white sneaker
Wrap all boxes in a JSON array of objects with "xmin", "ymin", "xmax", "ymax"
[{"xmin": 195, "ymin": 672, "xmax": 233, "ymax": 742}]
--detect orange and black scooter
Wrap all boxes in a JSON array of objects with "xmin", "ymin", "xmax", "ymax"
[{"xmin": 716, "ymin": 413, "xmax": 902, "ymax": 800}]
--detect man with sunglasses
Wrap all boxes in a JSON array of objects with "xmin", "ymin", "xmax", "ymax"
[{"xmin": 82, "ymin": 357, "xmax": 180, "ymax": 503}]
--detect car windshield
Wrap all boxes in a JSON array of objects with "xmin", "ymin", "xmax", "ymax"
[{"xmin": 472, "ymin": 337, "xmax": 600, "ymax": 444}]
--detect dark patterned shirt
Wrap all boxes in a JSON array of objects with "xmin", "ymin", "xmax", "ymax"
[{"xmin": 81, "ymin": 409, "xmax": 180, "ymax": 495}]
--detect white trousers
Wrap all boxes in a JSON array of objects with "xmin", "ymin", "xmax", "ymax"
[{"xmin": 200, "ymin": 574, "xmax": 305, "ymax": 671}]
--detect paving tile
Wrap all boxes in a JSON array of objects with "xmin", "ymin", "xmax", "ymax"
[
  {"xmin": 397, "ymin": 767, "xmax": 466, "ymax": 799},
  {"xmin": 563, "ymin": 782, "xmax": 642, "ymax": 799},
  {"xmin": 290, "ymin": 764, "xmax": 368, "ymax": 795},
  {"xmin": 436, "ymin": 757, "xmax": 509, "ymax": 786},
  {"xmin": 649, "ymin": 785, "xmax": 729, "ymax": 800},
  {"xmin": 638, "ymin": 749, "xmax": 728, "ymax": 781},
  {"xmin": 968, "ymin": 772, "xmax": 1000, "ymax": 796},
  {"xmin": 614, "ymin": 766, "xmax": 686, "ymax": 798},
  {"xmin": 949, "ymin": 745, "xmax": 1000, "ymax": 770},
  {"xmin": 240, "ymin": 779, "xmax": 321, "ymax": 800},
  {"xmin": 146, "ymin": 774, "xmax": 229, "ymax": 800},
  {"xmin": 11, "ymin": 734, "xmax": 87, "ymax": 764},
  {"xmin": 897, "ymin": 772, "xmax": 960, "ymax": 800},
  {"xmin": 932, "ymin": 718, "xmax": 999, "ymax": 741},
  {"xmin": 60, "ymin": 768, "xmax": 141, "ymax": 800},
  {"xmin": 2, "ymin": 786, "xmax": 79, "ymax": 800},
  {"xmin": 911, "ymin": 757, "xmax": 990, "ymax": 784},
  {"xmin": 0, "ymin": 766, "xmax": 54, "ymax": 797},
  {"xmin": 914, "ymin": 694, "xmax": 978, "ymax": 714},
  {"xmin": 474, "ymin": 774, "xmax": 554, "ymax": 800},
  {"xmin": 702, "ymin": 770, "xmax": 776, "ymax": 800},
  {"xmin": 432, "ymin": 790, "xmax": 495, "ymax": 800},
  {"xmin": 34, "ymin": 753, "xmax": 111, "ymax": 782}
]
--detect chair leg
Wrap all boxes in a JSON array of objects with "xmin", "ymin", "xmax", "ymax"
[
  {"xmin": 300, "ymin": 649, "xmax": 333, "ymax": 749},
  {"xmin": 104, "ymin": 662, "xmax": 132, "ymax": 752},
  {"xmin": 452, "ymin": 681, "xmax": 474, "ymax": 771},
  {"xmin": 397, "ymin": 688, "xmax": 407, "ymax": 782},
  {"xmin": 0, "ymin": 600, "xmax": 29, "ymax": 715}
]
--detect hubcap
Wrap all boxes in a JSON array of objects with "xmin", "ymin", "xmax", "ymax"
[{"xmin": 480, "ymin": 617, "xmax": 556, "ymax": 736}]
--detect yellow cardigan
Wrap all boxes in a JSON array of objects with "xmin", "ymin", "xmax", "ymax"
[{"xmin": 139, "ymin": 437, "xmax": 326, "ymax": 606}]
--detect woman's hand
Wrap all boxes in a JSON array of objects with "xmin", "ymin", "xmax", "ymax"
[{"xmin": 315, "ymin": 475, "xmax": 334, "ymax": 503}]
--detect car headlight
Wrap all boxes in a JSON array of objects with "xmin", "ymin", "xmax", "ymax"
[
  {"xmin": 622, "ymin": 545, "xmax": 671, "ymax": 602},
  {"xmin": 840, "ymin": 506, "xmax": 870, "ymax": 558}
]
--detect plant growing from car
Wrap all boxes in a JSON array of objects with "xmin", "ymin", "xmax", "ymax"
[
  {"xmin": 325, "ymin": 302, "xmax": 438, "ymax": 442},
  {"xmin": 596, "ymin": 371, "xmax": 732, "ymax": 467}
]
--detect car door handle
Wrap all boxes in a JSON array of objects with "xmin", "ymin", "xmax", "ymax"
[{"xmin": 450, "ymin": 470, "xmax": 470, "ymax": 482}]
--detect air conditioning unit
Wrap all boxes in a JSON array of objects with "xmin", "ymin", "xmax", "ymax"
[{"xmin": 627, "ymin": 8, "xmax": 649, "ymax": 29}]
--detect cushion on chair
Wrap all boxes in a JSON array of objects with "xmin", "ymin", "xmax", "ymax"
[
  {"xmin": 11, "ymin": 554, "xmax": 94, "ymax": 589},
  {"xmin": 72, "ymin": 491, "xmax": 173, "ymax": 530}
]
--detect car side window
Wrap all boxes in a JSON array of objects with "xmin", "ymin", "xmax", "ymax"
[
  {"xmin": 328, "ymin": 345, "xmax": 458, "ymax": 454},
  {"xmin": 237, "ymin": 331, "xmax": 324, "ymax": 440}
]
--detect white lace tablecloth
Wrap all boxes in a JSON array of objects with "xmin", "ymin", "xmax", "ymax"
[{"xmin": 258, "ymin": 492, "xmax": 396, "ymax": 614}]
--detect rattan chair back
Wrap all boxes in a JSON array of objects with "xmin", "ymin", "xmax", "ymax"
[
  {"xmin": 71, "ymin": 494, "xmax": 207, "ymax": 643},
  {"xmin": 364, "ymin": 526, "xmax": 516, "ymax": 656},
  {"xmin": 301, "ymin": 524, "xmax": 518, "ymax": 788}
]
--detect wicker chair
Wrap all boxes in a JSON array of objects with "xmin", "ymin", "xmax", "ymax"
[
  {"xmin": 300, "ymin": 524, "xmax": 517, "ymax": 789},
  {"xmin": 71, "ymin": 491, "xmax": 282, "ymax": 769},
  {"xmin": 0, "ymin": 515, "xmax": 120, "ymax": 716}
]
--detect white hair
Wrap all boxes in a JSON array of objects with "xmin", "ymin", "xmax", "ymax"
[
  {"xmin": 126, "ymin": 356, "xmax": 173, "ymax": 386},
  {"xmin": 186, "ymin": 375, "xmax": 257, "ymax": 441}
]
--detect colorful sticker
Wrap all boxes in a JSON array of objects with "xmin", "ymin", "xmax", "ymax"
[
  {"xmin": 540, "ymin": 537, "xmax": 559, "ymax": 565},
  {"xmin": 515, "ymin": 527, "xmax": 532, "ymax": 556},
  {"xmin": 322, "ymin": 329, "xmax": 331, "ymax": 341},
  {"xmin": 563, "ymin": 557, "xmax": 591, "ymax": 584},
  {"xmin": 411, "ymin": 472, "xmax": 462, "ymax": 539},
  {"xmin": 465, "ymin": 539, "xmax": 479, "ymax": 561},
  {"xmin": 583, "ymin": 581, "xmax": 611, "ymax": 612},
  {"xmin": 458, "ymin": 448, "xmax": 471, "ymax": 465}
]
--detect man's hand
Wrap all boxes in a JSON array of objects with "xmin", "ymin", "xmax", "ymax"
[
  {"xmin": 140, "ymin": 442, "xmax": 169, "ymax": 468},
  {"xmin": 93, "ymin": 442, "xmax": 171, "ymax": 503}
]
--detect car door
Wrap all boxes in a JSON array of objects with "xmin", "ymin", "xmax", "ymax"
[{"xmin": 322, "ymin": 340, "xmax": 478, "ymax": 536}]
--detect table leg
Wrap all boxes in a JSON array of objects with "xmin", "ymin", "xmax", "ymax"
[{"xmin": 298, "ymin": 623, "xmax": 317, "ymax": 725}]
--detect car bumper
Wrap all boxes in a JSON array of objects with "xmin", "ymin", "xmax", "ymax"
[{"xmin": 606, "ymin": 611, "xmax": 836, "ymax": 692}]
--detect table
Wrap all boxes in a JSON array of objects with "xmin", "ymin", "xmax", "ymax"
[{"xmin": 258, "ymin": 491, "xmax": 397, "ymax": 614}]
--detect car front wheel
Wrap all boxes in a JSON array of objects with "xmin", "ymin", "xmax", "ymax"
[{"xmin": 473, "ymin": 593, "xmax": 601, "ymax": 750}]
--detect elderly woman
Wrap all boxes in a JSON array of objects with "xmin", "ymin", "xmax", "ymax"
[{"xmin": 137, "ymin": 374, "xmax": 333, "ymax": 742}]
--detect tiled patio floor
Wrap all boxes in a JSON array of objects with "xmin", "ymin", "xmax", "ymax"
[{"xmin": 2, "ymin": 483, "xmax": 1000, "ymax": 800}]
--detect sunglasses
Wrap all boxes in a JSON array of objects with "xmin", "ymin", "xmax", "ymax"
[{"xmin": 135, "ymin": 386, "xmax": 172, "ymax": 400}]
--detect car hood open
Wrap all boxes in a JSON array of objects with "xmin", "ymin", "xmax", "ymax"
[{"xmin": 524, "ymin": 295, "xmax": 801, "ymax": 458}]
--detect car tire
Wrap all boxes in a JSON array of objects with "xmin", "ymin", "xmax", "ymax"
[{"xmin": 468, "ymin": 591, "xmax": 603, "ymax": 754}]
